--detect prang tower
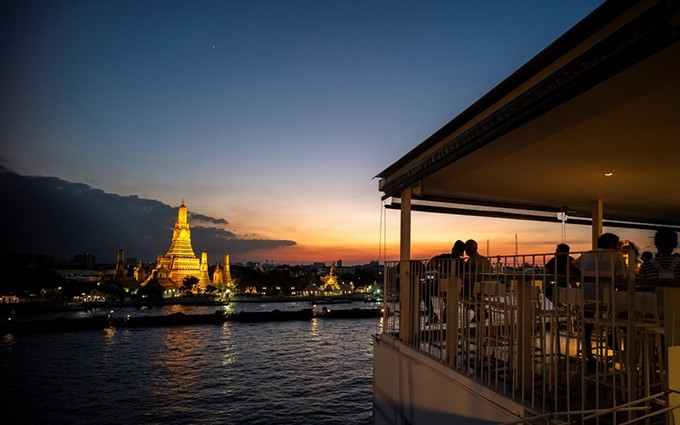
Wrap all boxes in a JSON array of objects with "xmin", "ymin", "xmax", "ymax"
[
  {"xmin": 211, "ymin": 253, "xmax": 234, "ymax": 289},
  {"xmin": 151, "ymin": 201, "xmax": 210, "ymax": 290}
]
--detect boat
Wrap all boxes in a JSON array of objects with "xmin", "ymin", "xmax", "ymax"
[
  {"xmin": 310, "ymin": 296, "xmax": 352, "ymax": 305},
  {"xmin": 318, "ymin": 307, "xmax": 383, "ymax": 319}
]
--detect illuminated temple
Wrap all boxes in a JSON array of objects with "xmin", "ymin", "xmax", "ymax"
[
  {"xmin": 321, "ymin": 263, "xmax": 340, "ymax": 292},
  {"xmin": 146, "ymin": 201, "xmax": 211, "ymax": 291}
]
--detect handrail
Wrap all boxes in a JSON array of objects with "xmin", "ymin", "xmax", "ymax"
[
  {"xmin": 499, "ymin": 389, "xmax": 680, "ymax": 424},
  {"xmin": 381, "ymin": 252, "xmax": 675, "ymax": 422}
]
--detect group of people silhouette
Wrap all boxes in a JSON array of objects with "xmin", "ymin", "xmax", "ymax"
[
  {"xmin": 422, "ymin": 239, "xmax": 491, "ymax": 324},
  {"xmin": 542, "ymin": 228, "xmax": 679, "ymax": 372},
  {"xmin": 544, "ymin": 228, "xmax": 680, "ymax": 296},
  {"xmin": 422, "ymin": 230, "xmax": 679, "ymax": 340}
]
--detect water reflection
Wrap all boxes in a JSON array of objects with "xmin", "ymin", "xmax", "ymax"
[
  {"xmin": 151, "ymin": 328, "xmax": 201, "ymax": 400},
  {"xmin": 167, "ymin": 304, "xmax": 184, "ymax": 314},
  {"xmin": 103, "ymin": 326, "xmax": 116, "ymax": 340},
  {"xmin": 1, "ymin": 315, "xmax": 378, "ymax": 425},
  {"xmin": 220, "ymin": 322, "xmax": 236, "ymax": 367},
  {"xmin": 309, "ymin": 317, "xmax": 320, "ymax": 339}
]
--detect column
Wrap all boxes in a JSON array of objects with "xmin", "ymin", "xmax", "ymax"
[{"xmin": 399, "ymin": 187, "xmax": 414, "ymax": 343}]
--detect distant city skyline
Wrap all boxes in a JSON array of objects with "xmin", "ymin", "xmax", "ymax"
[{"xmin": 3, "ymin": 0, "xmax": 659, "ymax": 265}]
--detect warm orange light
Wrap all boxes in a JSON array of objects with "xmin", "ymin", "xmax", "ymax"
[{"xmin": 604, "ymin": 172, "xmax": 613, "ymax": 176}]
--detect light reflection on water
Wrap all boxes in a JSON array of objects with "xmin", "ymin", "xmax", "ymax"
[{"xmin": 0, "ymin": 304, "xmax": 381, "ymax": 425}]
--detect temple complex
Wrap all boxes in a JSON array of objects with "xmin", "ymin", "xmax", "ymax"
[
  {"xmin": 320, "ymin": 262, "xmax": 353, "ymax": 294},
  {"xmin": 321, "ymin": 263, "xmax": 340, "ymax": 293},
  {"xmin": 100, "ymin": 248, "xmax": 141, "ymax": 293}
]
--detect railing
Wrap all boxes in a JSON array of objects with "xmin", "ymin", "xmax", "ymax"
[{"xmin": 381, "ymin": 252, "xmax": 676, "ymax": 424}]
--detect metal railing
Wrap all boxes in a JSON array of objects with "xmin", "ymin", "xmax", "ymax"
[{"xmin": 381, "ymin": 252, "xmax": 673, "ymax": 424}]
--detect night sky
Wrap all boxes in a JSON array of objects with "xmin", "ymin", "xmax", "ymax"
[{"xmin": 3, "ymin": 0, "xmax": 651, "ymax": 265}]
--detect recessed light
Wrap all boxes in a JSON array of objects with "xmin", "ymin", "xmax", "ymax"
[{"xmin": 604, "ymin": 172, "xmax": 613, "ymax": 177}]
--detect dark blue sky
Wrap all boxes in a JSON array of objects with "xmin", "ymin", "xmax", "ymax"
[{"xmin": 3, "ymin": 1, "xmax": 629, "ymax": 264}]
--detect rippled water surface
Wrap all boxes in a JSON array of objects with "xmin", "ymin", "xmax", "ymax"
[{"xmin": 0, "ymin": 303, "xmax": 381, "ymax": 425}]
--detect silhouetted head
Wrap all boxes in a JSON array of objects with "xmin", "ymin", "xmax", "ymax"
[
  {"xmin": 452, "ymin": 240, "xmax": 466, "ymax": 256},
  {"xmin": 465, "ymin": 239, "xmax": 478, "ymax": 255},
  {"xmin": 654, "ymin": 228, "xmax": 678, "ymax": 255},
  {"xmin": 597, "ymin": 233, "xmax": 620, "ymax": 249},
  {"xmin": 641, "ymin": 251, "xmax": 654, "ymax": 262},
  {"xmin": 555, "ymin": 243, "xmax": 570, "ymax": 253},
  {"xmin": 619, "ymin": 239, "xmax": 640, "ymax": 258}
]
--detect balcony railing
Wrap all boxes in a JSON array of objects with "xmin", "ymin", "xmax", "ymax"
[{"xmin": 381, "ymin": 253, "xmax": 680, "ymax": 424}]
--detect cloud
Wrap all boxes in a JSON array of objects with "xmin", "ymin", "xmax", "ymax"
[
  {"xmin": 189, "ymin": 213, "xmax": 229, "ymax": 227},
  {"xmin": 0, "ymin": 166, "xmax": 297, "ymax": 263}
]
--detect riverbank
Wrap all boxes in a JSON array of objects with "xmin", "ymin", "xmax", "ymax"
[
  {"xmin": 1, "ymin": 307, "xmax": 385, "ymax": 334},
  {"xmin": 0, "ymin": 294, "xmax": 370, "ymax": 314}
]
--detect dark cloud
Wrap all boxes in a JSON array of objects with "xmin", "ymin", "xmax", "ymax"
[
  {"xmin": 189, "ymin": 213, "xmax": 229, "ymax": 226},
  {"xmin": 0, "ymin": 167, "xmax": 296, "ymax": 263},
  {"xmin": 192, "ymin": 226, "xmax": 238, "ymax": 240},
  {"xmin": 191, "ymin": 227, "xmax": 296, "ymax": 258}
]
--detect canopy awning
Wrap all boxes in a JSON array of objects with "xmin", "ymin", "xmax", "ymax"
[{"xmin": 377, "ymin": 0, "xmax": 680, "ymax": 230}]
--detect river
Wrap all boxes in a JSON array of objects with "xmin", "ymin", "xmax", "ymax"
[{"xmin": 0, "ymin": 301, "xmax": 382, "ymax": 425}]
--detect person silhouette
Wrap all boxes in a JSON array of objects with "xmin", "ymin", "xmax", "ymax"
[
  {"xmin": 638, "ymin": 228, "xmax": 680, "ymax": 279},
  {"xmin": 543, "ymin": 243, "xmax": 577, "ymax": 303},
  {"xmin": 572, "ymin": 232, "xmax": 626, "ymax": 372},
  {"xmin": 425, "ymin": 240, "xmax": 466, "ymax": 324}
]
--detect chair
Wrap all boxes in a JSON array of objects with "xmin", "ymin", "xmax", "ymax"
[
  {"xmin": 631, "ymin": 290, "xmax": 665, "ymax": 396},
  {"xmin": 472, "ymin": 280, "xmax": 514, "ymax": 385},
  {"xmin": 553, "ymin": 287, "xmax": 585, "ymax": 378},
  {"xmin": 440, "ymin": 276, "xmax": 462, "ymax": 366},
  {"xmin": 532, "ymin": 285, "xmax": 562, "ymax": 391},
  {"xmin": 596, "ymin": 289, "xmax": 665, "ymax": 401}
]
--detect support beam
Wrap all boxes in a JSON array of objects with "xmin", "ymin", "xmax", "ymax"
[
  {"xmin": 591, "ymin": 200, "xmax": 603, "ymax": 249},
  {"xmin": 446, "ymin": 274, "xmax": 460, "ymax": 368},
  {"xmin": 399, "ymin": 187, "xmax": 414, "ymax": 343},
  {"xmin": 516, "ymin": 279, "xmax": 533, "ymax": 392},
  {"xmin": 400, "ymin": 188, "xmax": 411, "ymax": 263}
]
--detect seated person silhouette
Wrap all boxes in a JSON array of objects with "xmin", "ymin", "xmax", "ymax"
[
  {"xmin": 544, "ymin": 243, "xmax": 578, "ymax": 303},
  {"xmin": 572, "ymin": 232, "xmax": 626, "ymax": 372},
  {"xmin": 638, "ymin": 228, "xmax": 680, "ymax": 279},
  {"xmin": 425, "ymin": 240, "xmax": 466, "ymax": 324},
  {"xmin": 464, "ymin": 239, "xmax": 492, "ymax": 323}
]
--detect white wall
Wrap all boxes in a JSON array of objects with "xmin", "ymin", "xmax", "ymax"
[{"xmin": 373, "ymin": 334, "xmax": 524, "ymax": 425}]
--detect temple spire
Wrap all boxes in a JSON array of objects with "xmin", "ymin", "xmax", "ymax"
[
  {"xmin": 212, "ymin": 261, "xmax": 223, "ymax": 287},
  {"xmin": 198, "ymin": 250, "xmax": 210, "ymax": 291},
  {"xmin": 167, "ymin": 202, "xmax": 193, "ymax": 256},
  {"xmin": 115, "ymin": 248, "xmax": 125, "ymax": 279},
  {"xmin": 146, "ymin": 201, "xmax": 202, "ymax": 290},
  {"xmin": 223, "ymin": 253, "xmax": 233, "ymax": 287}
]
